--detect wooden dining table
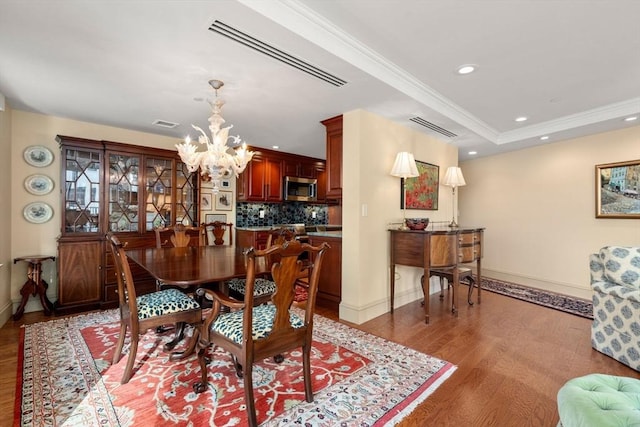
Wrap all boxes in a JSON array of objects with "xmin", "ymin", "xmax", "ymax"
[
  {"xmin": 126, "ymin": 245, "xmax": 269, "ymax": 288},
  {"xmin": 126, "ymin": 245, "xmax": 270, "ymax": 359}
]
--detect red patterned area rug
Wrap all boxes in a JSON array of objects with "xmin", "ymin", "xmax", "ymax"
[{"xmin": 15, "ymin": 310, "xmax": 455, "ymax": 426}]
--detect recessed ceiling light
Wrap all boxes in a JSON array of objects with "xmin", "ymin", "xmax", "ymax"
[
  {"xmin": 624, "ymin": 116, "xmax": 638, "ymax": 122},
  {"xmin": 272, "ymin": 145, "xmax": 280, "ymax": 150},
  {"xmin": 515, "ymin": 116, "xmax": 528, "ymax": 122},
  {"xmin": 540, "ymin": 136, "xmax": 549, "ymax": 140},
  {"xmin": 468, "ymin": 151, "xmax": 477, "ymax": 155},
  {"xmin": 456, "ymin": 64, "xmax": 476, "ymax": 75}
]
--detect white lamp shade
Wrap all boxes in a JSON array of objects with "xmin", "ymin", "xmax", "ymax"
[
  {"xmin": 443, "ymin": 166, "xmax": 466, "ymax": 188},
  {"xmin": 390, "ymin": 152, "xmax": 419, "ymax": 178}
]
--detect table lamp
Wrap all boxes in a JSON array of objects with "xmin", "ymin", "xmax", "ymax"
[
  {"xmin": 443, "ymin": 166, "xmax": 466, "ymax": 227},
  {"xmin": 390, "ymin": 152, "xmax": 419, "ymax": 230}
]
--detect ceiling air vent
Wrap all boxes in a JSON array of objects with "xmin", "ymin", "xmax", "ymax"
[
  {"xmin": 152, "ymin": 119, "xmax": 179, "ymax": 129},
  {"xmin": 409, "ymin": 117, "xmax": 457, "ymax": 138},
  {"xmin": 209, "ymin": 20, "xmax": 347, "ymax": 88}
]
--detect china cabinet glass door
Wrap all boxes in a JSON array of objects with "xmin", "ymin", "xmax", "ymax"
[
  {"xmin": 145, "ymin": 157, "xmax": 173, "ymax": 230},
  {"xmin": 108, "ymin": 153, "xmax": 140, "ymax": 232},
  {"xmin": 176, "ymin": 161, "xmax": 197, "ymax": 226},
  {"xmin": 63, "ymin": 147, "xmax": 101, "ymax": 233}
]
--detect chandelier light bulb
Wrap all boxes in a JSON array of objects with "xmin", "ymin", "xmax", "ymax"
[{"xmin": 176, "ymin": 80, "xmax": 254, "ymax": 193}]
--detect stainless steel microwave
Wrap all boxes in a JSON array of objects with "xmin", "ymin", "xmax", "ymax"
[{"xmin": 284, "ymin": 176, "xmax": 317, "ymax": 201}]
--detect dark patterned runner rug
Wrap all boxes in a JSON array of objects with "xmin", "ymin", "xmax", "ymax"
[{"xmin": 473, "ymin": 276, "xmax": 593, "ymax": 319}]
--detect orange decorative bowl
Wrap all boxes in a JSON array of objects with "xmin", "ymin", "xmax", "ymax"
[{"xmin": 406, "ymin": 218, "xmax": 429, "ymax": 230}]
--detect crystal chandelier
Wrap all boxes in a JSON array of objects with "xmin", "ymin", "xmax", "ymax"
[{"xmin": 176, "ymin": 79, "xmax": 254, "ymax": 192}]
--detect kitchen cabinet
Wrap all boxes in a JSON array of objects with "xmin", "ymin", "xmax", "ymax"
[
  {"xmin": 309, "ymin": 233, "xmax": 342, "ymax": 311},
  {"xmin": 237, "ymin": 147, "xmax": 325, "ymax": 203},
  {"xmin": 238, "ymin": 154, "xmax": 283, "ymax": 202},
  {"xmin": 315, "ymin": 163, "xmax": 327, "ymax": 202},
  {"xmin": 56, "ymin": 135, "xmax": 198, "ymax": 314},
  {"xmin": 236, "ymin": 228, "xmax": 271, "ymax": 250},
  {"xmin": 321, "ymin": 115, "xmax": 342, "ymax": 200},
  {"xmin": 283, "ymin": 158, "xmax": 316, "ymax": 179}
]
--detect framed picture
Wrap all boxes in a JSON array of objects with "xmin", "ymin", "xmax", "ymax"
[
  {"xmin": 401, "ymin": 160, "xmax": 439, "ymax": 210},
  {"xmin": 596, "ymin": 159, "xmax": 640, "ymax": 219},
  {"xmin": 215, "ymin": 191, "xmax": 233, "ymax": 211},
  {"xmin": 200, "ymin": 193, "xmax": 213, "ymax": 211},
  {"xmin": 200, "ymin": 175, "xmax": 213, "ymax": 188},
  {"xmin": 205, "ymin": 213, "xmax": 227, "ymax": 223}
]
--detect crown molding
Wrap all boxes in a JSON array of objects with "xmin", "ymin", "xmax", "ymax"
[
  {"xmin": 496, "ymin": 97, "xmax": 640, "ymax": 145},
  {"xmin": 239, "ymin": 0, "xmax": 500, "ymax": 142}
]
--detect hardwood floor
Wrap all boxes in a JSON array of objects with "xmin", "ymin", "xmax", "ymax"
[{"xmin": 3, "ymin": 289, "xmax": 639, "ymax": 426}]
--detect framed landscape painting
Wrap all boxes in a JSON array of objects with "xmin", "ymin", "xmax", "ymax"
[
  {"xmin": 596, "ymin": 159, "xmax": 640, "ymax": 219},
  {"xmin": 401, "ymin": 160, "xmax": 439, "ymax": 210}
]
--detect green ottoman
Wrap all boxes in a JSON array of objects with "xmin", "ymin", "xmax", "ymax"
[{"xmin": 557, "ymin": 374, "xmax": 640, "ymax": 426}]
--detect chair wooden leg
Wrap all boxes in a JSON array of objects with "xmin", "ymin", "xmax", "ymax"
[
  {"xmin": 439, "ymin": 276, "xmax": 445, "ymax": 301},
  {"xmin": 121, "ymin": 336, "xmax": 138, "ymax": 384},
  {"xmin": 113, "ymin": 323, "xmax": 127, "ymax": 365},
  {"xmin": 193, "ymin": 346, "xmax": 209, "ymax": 394},
  {"xmin": 232, "ymin": 355, "xmax": 243, "ymax": 378},
  {"xmin": 243, "ymin": 363, "xmax": 257, "ymax": 427},
  {"xmin": 467, "ymin": 277, "xmax": 476, "ymax": 305},
  {"xmin": 302, "ymin": 344, "xmax": 314, "ymax": 402}
]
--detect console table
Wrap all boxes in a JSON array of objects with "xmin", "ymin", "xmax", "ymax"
[
  {"xmin": 389, "ymin": 226, "xmax": 484, "ymax": 324},
  {"xmin": 13, "ymin": 255, "xmax": 56, "ymax": 320}
]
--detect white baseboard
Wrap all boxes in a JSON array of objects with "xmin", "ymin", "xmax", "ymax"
[
  {"xmin": 339, "ymin": 276, "xmax": 441, "ymax": 325},
  {"xmin": 0, "ymin": 301, "xmax": 13, "ymax": 328},
  {"xmin": 480, "ymin": 269, "xmax": 592, "ymax": 300}
]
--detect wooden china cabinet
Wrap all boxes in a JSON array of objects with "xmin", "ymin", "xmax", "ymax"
[{"xmin": 56, "ymin": 135, "xmax": 198, "ymax": 314}]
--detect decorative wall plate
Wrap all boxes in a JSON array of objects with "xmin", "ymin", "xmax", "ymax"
[
  {"xmin": 23, "ymin": 202, "xmax": 53, "ymax": 224},
  {"xmin": 23, "ymin": 145, "xmax": 54, "ymax": 167},
  {"xmin": 24, "ymin": 174, "xmax": 54, "ymax": 195}
]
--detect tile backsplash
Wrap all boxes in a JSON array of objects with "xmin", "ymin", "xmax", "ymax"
[{"xmin": 236, "ymin": 202, "xmax": 328, "ymax": 227}]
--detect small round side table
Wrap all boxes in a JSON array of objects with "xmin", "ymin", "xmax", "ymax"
[{"xmin": 13, "ymin": 255, "xmax": 56, "ymax": 320}]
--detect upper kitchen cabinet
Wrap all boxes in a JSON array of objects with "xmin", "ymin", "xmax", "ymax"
[
  {"xmin": 315, "ymin": 163, "xmax": 327, "ymax": 202},
  {"xmin": 283, "ymin": 158, "xmax": 317, "ymax": 179},
  {"xmin": 321, "ymin": 115, "xmax": 342, "ymax": 200},
  {"xmin": 237, "ymin": 152, "xmax": 283, "ymax": 202},
  {"xmin": 236, "ymin": 146, "xmax": 325, "ymax": 203}
]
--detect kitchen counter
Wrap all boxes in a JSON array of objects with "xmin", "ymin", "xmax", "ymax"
[
  {"xmin": 235, "ymin": 226, "xmax": 275, "ymax": 232},
  {"xmin": 307, "ymin": 230, "xmax": 342, "ymax": 238}
]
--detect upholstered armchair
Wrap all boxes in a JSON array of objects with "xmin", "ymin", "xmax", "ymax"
[{"xmin": 590, "ymin": 246, "xmax": 640, "ymax": 371}]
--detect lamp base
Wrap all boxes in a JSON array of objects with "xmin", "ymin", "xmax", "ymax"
[
  {"xmin": 398, "ymin": 219, "xmax": 410, "ymax": 230},
  {"xmin": 449, "ymin": 219, "xmax": 459, "ymax": 228}
]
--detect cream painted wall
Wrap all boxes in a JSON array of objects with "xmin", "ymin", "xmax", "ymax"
[
  {"xmin": 8, "ymin": 110, "xmax": 237, "ymax": 320},
  {"xmin": 340, "ymin": 110, "xmax": 458, "ymax": 324},
  {"xmin": 0, "ymin": 105, "xmax": 12, "ymax": 325},
  {"xmin": 459, "ymin": 125, "xmax": 640, "ymax": 299}
]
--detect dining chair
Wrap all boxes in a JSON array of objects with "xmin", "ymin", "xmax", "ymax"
[
  {"xmin": 226, "ymin": 227, "xmax": 299, "ymax": 305},
  {"xmin": 107, "ymin": 232, "xmax": 202, "ymax": 384},
  {"xmin": 420, "ymin": 266, "xmax": 477, "ymax": 310},
  {"xmin": 200, "ymin": 221, "xmax": 233, "ymax": 246},
  {"xmin": 154, "ymin": 224, "xmax": 200, "ymax": 249},
  {"xmin": 192, "ymin": 239, "xmax": 330, "ymax": 426}
]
